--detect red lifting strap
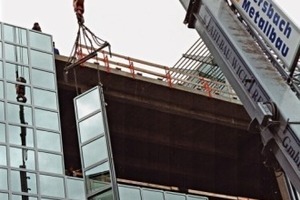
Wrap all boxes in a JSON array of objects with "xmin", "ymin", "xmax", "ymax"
[{"xmin": 73, "ymin": 0, "xmax": 84, "ymax": 15}]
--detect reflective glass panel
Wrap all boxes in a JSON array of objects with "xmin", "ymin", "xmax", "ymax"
[
  {"xmin": 0, "ymin": 101, "xmax": 4, "ymax": 121},
  {"xmin": 187, "ymin": 196, "xmax": 208, "ymax": 200},
  {"xmin": 79, "ymin": 112, "xmax": 104, "ymax": 143},
  {"xmin": 0, "ymin": 168, "xmax": 8, "ymax": 190},
  {"xmin": 7, "ymin": 103, "xmax": 33, "ymax": 125},
  {"xmin": 29, "ymin": 31, "xmax": 52, "ymax": 52},
  {"xmin": 0, "ymin": 42, "xmax": 2, "ymax": 59},
  {"xmin": 31, "ymin": 50, "xmax": 54, "ymax": 71},
  {"xmin": 119, "ymin": 185, "xmax": 142, "ymax": 200},
  {"xmin": 7, "ymin": 82, "xmax": 31, "ymax": 104},
  {"xmin": 165, "ymin": 192, "xmax": 186, "ymax": 200},
  {"xmin": 8, "ymin": 125, "xmax": 34, "ymax": 147},
  {"xmin": 4, "ymin": 44, "xmax": 28, "ymax": 65},
  {"xmin": 0, "ymin": 145, "xmax": 6, "ymax": 166},
  {"xmin": 10, "ymin": 147, "xmax": 35, "ymax": 170},
  {"xmin": 36, "ymin": 130, "xmax": 61, "ymax": 152},
  {"xmin": 3, "ymin": 24, "xmax": 27, "ymax": 45},
  {"xmin": 38, "ymin": 152, "xmax": 63, "ymax": 174},
  {"xmin": 142, "ymin": 189, "xmax": 164, "ymax": 200},
  {"xmin": 0, "ymin": 123, "xmax": 5, "ymax": 142},
  {"xmin": 75, "ymin": 88, "xmax": 101, "ymax": 119},
  {"xmin": 85, "ymin": 162, "xmax": 109, "ymax": 177},
  {"xmin": 82, "ymin": 137, "xmax": 108, "ymax": 168},
  {"xmin": 85, "ymin": 162, "xmax": 110, "ymax": 193},
  {"xmin": 35, "ymin": 109, "xmax": 59, "ymax": 131},
  {"xmin": 33, "ymin": 88, "xmax": 57, "ymax": 110},
  {"xmin": 40, "ymin": 175, "xmax": 65, "ymax": 198},
  {"xmin": 11, "ymin": 195, "xmax": 37, "ymax": 200},
  {"xmin": 0, "ymin": 81, "xmax": 3, "ymax": 99},
  {"xmin": 5, "ymin": 63, "xmax": 30, "ymax": 83},
  {"xmin": 11, "ymin": 170, "xmax": 37, "ymax": 194},
  {"xmin": 89, "ymin": 190, "xmax": 113, "ymax": 200},
  {"xmin": 0, "ymin": 193, "xmax": 8, "ymax": 200},
  {"xmin": 0, "ymin": 61, "xmax": 3, "ymax": 78},
  {"xmin": 32, "ymin": 69, "xmax": 55, "ymax": 90},
  {"xmin": 66, "ymin": 178, "xmax": 85, "ymax": 200}
]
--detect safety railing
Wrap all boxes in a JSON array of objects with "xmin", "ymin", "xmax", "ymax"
[{"xmin": 76, "ymin": 44, "xmax": 240, "ymax": 104}]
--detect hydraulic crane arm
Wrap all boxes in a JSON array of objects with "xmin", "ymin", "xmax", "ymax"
[{"xmin": 179, "ymin": 0, "xmax": 300, "ymax": 192}]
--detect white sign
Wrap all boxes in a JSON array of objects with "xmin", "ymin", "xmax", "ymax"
[{"xmin": 232, "ymin": 0, "xmax": 300, "ymax": 69}]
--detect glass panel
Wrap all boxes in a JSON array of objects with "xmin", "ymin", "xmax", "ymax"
[
  {"xmin": 7, "ymin": 103, "xmax": 33, "ymax": 125},
  {"xmin": 89, "ymin": 189, "xmax": 113, "ymax": 200},
  {"xmin": 38, "ymin": 152, "xmax": 63, "ymax": 174},
  {"xmin": 0, "ymin": 42, "xmax": 2, "ymax": 59},
  {"xmin": 0, "ymin": 145, "xmax": 7, "ymax": 166},
  {"xmin": 0, "ymin": 123, "xmax": 5, "ymax": 142},
  {"xmin": 3, "ymin": 24, "xmax": 27, "ymax": 45},
  {"xmin": 36, "ymin": 130, "xmax": 61, "ymax": 152},
  {"xmin": 0, "ymin": 168, "xmax": 8, "ymax": 190},
  {"xmin": 79, "ymin": 112, "xmax": 104, "ymax": 143},
  {"xmin": 5, "ymin": 63, "xmax": 30, "ymax": 83},
  {"xmin": 119, "ymin": 185, "xmax": 142, "ymax": 200},
  {"xmin": 7, "ymin": 82, "xmax": 31, "ymax": 104},
  {"xmin": 11, "ymin": 195, "xmax": 37, "ymax": 200},
  {"xmin": 142, "ymin": 188, "xmax": 164, "ymax": 200},
  {"xmin": 3, "ymin": 24, "xmax": 14, "ymax": 42},
  {"xmin": 40, "ymin": 175, "xmax": 65, "ymax": 198},
  {"xmin": 33, "ymin": 88, "xmax": 57, "ymax": 110},
  {"xmin": 66, "ymin": 178, "xmax": 85, "ymax": 200},
  {"xmin": 187, "ymin": 196, "xmax": 208, "ymax": 200},
  {"xmin": 0, "ymin": 61, "xmax": 3, "ymax": 78},
  {"xmin": 35, "ymin": 109, "xmax": 59, "ymax": 131},
  {"xmin": 29, "ymin": 31, "xmax": 52, "ymax": 52},
  {"xmin": 11, "ymin": 170, "xmax": 37, "ymax": 194},
  {"xmin": 4, "ymin": 43, "xmax": 28, "ymax": 65},
  {"xmin": 82, "ymin": 137, "xmax": 108, "ymax": 168},
  {"xmin": 0, "ymin": 193, "xmax": 8, "ymax": 200},
  {"xmin": 75, "ymin": 88, "xmax": 101, "ymax": 119},
  {"xmin": 165, "ymin": 192, "xmax": 186, "ymax": 200},
  {"xmin": 31, "ymin": 50, "xmax": 54, "ymax": 71},
  {"xmin": 0, "ymin": 101, "xmax": 5, "ymax": 121},
  {"xmin": 0, "ymin": 81, "xmax": 3, "ymax": 99},
  {"xmin": 32, "ymin": 69, "xmax": 55, "ymax": 90},
  {"xmin": 85, "ymin": 162, "xmax": 110, "ymax": 193},
  {"xmin": 8, "ymin": 125, "xmax": 34, "ymax": 147},
  {"xmin": 10, "ymin": 147, "xmax": 35, "ymax": 170}
]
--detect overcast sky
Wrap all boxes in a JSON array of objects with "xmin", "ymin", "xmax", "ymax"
[{"xmin": 0, "ymin": 0, "xmax": 299, "ymax": 66}]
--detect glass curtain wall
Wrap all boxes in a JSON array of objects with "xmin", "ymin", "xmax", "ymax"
[
  {"xmin": 0, "ymin": 22, "xmax": 85, "ymax": 200},
  {"xmin": 118, "ymin": 184, "xmax": 209, "ymax": 200},
  {"xmin": 74, "ymin": 85, "xmax": 119, "ymax": 200}
]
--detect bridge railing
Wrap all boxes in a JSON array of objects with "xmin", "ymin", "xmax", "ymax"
[{"xmin": 76, "ymin": 44, "xmax": 240, "ymax": 104}]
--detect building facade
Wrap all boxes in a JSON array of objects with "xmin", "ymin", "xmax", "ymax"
[
  {"xmin": 0, "ymin": 22, "xmax": 85, "ymax": 200},
  {"xmin": 0, "ymin": 22, "xmax": 212, "ymax": 200}
]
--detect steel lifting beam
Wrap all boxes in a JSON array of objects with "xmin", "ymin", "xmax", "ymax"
[{"xmin": 179, "ymin": 0, "xmax": 300, "ymax": 192}]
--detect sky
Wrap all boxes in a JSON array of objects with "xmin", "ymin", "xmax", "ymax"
[{"xmin": 0, "ymin": 0, "xmax": 299, "ymax": 67}]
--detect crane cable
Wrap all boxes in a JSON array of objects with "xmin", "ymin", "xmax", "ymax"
[{"xmin": 65, "ymin": 0, "xmax": 111, "ymax": 92}]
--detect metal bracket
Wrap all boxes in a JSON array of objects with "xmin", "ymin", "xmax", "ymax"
[{"xmin": 183, "ymin": 0, "xmax": 201, "ymax": 28}]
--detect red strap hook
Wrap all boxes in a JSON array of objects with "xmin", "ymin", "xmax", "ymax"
[{"xmin": 73, "ymin": 0, "xmax": 85, "ymax": 24}]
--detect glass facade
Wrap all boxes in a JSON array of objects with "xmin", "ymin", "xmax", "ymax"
[
  {"xmin": 74, "ymin": 86, "xmax": 119, "ymax": 200},
  {"xmin": 0, "ymin": 22, "xmax": 85, "ymax": 200},
  {"xmin": 118, "ymin": 185, "xmax": 208, "ymax": 200}
]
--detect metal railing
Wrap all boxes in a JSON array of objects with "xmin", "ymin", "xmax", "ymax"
[{"xmin": 75, "ymin": 44, "xmax": 240, "ymax": 104}]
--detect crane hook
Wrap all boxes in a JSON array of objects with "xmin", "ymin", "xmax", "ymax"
[{"xmin": 73, "ymin": 0, "xmax": 85, "ymax": 24}]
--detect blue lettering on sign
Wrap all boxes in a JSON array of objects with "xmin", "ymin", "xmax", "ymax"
[{"xmin": 241, "ymin": 0, "xmax": 292, "ymax": 57}]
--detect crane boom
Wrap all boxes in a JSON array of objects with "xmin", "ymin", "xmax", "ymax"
[{"xmin": 179, "ymin": 0, "xmax": 300, "ymax": 193}]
